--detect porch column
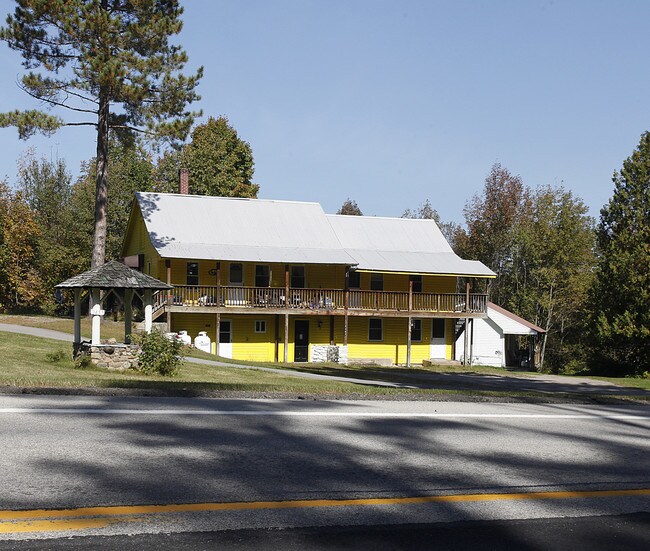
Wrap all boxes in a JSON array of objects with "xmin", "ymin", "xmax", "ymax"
[
  {"xmin": 216, "ymin": 261, "xmax": 221, "ymax": 305},
  {"xmin": 90, "ymin": 288, "xmax": 103, "ymax": 345},
  {"xmin": 73, "ymin": 289, "xmax": 81, "ymax": 349},
  {"xmin": 284, "ymin": 264, "xmax": 289, "ymax": 362},
  {"xmin": 284, "ymin": 313, "xmax": 289, "ymax": 363},
  {"xmin": 329, "ymin": 316, "xmax": 335, "ymax": 346},
  {"xmin": 406, "ymin": 280, "xmax": 413, "ymax": 368},
  {"xmin": 144, "ymin": 289, "xmax": 153, "ymax": 333},
  {"xmin": 343, "ymin": 268, "xmax": 349, "ymax": 346},
  {"xmin": 469, "ymin": 318, "xmax": 474, "ymax": 366},
  {"xmin": 274, "ymin": 314, "xmax": 279, "ymax": 362},
  {"xmin": 124, "ymin": 289, "xmax": 133, "ymax": 343},
  {"xmin": 215, "ymin": 313, "xmax": 220, "ymax": 356},
  {"xmin": 463, "ymin": 281, "xmax": 470, "ymax": 365},
  {"xmin": 166, "ymin": 259, "xmax": 172, "ymax": 332}
]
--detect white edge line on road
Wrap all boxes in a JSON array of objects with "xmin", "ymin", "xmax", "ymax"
[{"xmin": 0, "ymin": 409, "xmax": 648, "ymax": 420}]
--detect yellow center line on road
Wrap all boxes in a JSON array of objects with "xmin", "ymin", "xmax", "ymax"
[{"xmin": 1, "ymin": 488, "xmax": 649, "ymax": 534}]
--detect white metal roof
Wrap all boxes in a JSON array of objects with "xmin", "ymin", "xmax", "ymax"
[
  {"xmin": 135, "ymin": 193, "xmax": 356, "ymax": 265},
  {"xmin": 134, "ymin": 193, "xmax": 495, "ymax": 277},
  {"xmin": 488, "ymin": 302, "xmax": 545, "ymax": 334},
  {"xmin": 327, "ymin": 214, "xmax": 496, "ymax": 277}
]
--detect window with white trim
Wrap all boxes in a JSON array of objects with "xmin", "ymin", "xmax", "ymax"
[
  {"xmin": 368, "ymin": 318, "xmax": 383, "ymax": 341},
  {"xmin": 255, "ymin": 320, "xmax": 267, "ymax": 333},
  {"xmin": 370, "ymin": 273, "xmax": 384, "ymax": 291}
]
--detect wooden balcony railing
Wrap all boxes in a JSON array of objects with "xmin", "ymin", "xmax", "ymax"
[{"xmin": 161, "ymin": 285, "xmax": 488, "ymax": 315}]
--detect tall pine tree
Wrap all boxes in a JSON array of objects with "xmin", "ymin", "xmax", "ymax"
[
  {"xmin": 588, "ymin": 132, "xmax": 650, "ymax": 374},
  {"xmin": 0, "ymin": 0, "xmax": 202, "ymax": 268}
]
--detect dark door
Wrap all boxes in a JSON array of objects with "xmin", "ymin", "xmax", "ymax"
[{"xmin": 294, "ymin": 320, "xmax": 309, "ymax": 362}]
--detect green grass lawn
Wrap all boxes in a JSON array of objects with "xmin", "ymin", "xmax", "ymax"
[{"xmin": 0, "ymin": 330, "xmax": 442, "ymax": 396}]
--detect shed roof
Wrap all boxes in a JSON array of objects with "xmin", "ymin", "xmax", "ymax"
[
  {"xmin": 488, "ymin": 302, "xmax": 546, "ymax": 334},
  {"xmin": 327, "ymin": 214, "xmax": 496, "ymax": 277},
  {"xmin": 56, "ymin": 261, "xmax": 172, "ymax": 290}
]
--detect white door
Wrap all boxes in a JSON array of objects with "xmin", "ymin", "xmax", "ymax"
[
  {"xmin": 430, "ymin": 319, "xmax": 447, "ymax": 359},
  {"xmin": 218, "ymin": 320, "xmax": 233, "ymax": 358}
]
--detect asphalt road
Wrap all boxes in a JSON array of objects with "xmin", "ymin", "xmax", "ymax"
[{"xmin": 0, "ymin": 395, "xmax": 649, "ymax": 547}]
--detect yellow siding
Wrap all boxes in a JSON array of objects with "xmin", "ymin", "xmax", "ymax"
[
  {"xmin": 122, "ymin": 204, "xmax": 162, "ymax": 279},
  {"xmin": 170, "ymin": 312, "xmax": 453, "ymax": 364}
]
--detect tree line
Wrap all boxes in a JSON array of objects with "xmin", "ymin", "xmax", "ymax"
[{"xmin": 340, "ymin": 132, "xmax": 650, "ymax": 376}]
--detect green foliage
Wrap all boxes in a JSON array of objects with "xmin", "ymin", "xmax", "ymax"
[
  {"xmin": 456, "ymin": 164, "xmax": 596, "ymax": 372},
  {"xmin": 0, "ymin": 182, "xmax": 45, "ymax": 311},
  {"xmin": 337, "ymin": 198, "xmax": 363, "ymax": 216},
  {"xmin": 74, "ymin": 354, "xmax": 93, "ymax": 369},
  {"xmin": 588, "ymin": 132, "xmax": 650, "ymax": 375},
  {"xmin": 134, "ymin": 330, "xmax": 184, "ymax": 376},
  {"xmin": 46, "ymin": 349, "xmax": 68, "ymax": 363},
  {"xmin": 402, "ymin": 199, "xmax": 460, "ymax": 244},
  {"xmin": 155, "ymin": 117, "xmax": 258, "ymax": 197}
]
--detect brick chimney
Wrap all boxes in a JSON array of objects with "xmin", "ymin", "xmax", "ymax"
[{"xmin": 179, "ymin": 168, "xmax": 189, "ymax": 195}]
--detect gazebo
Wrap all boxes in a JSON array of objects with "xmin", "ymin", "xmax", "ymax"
[{"xmin": 56, "ymin": 261, "xmax": 172, "ymax": 358}]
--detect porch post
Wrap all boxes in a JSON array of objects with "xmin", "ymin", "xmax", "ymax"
[
  {"xmin": 463, "ymin": 281, "xmax": 470, "ymax": 365},
  {"xmin": 284, "ymin": 264, "xmax": 289, "ymax": 362},
  {"xmin": 215, "ymin": 313, "xmax": 220, "ymax": 356},
  {"xmin": 284, "ymin": 313, "xmax": 289, "ymax": 363},
  {"xmin": 469, "ymin": 318, "xmax": 474, "ymax": 366},
  {"xmin": 274, "ymin": 314, "xmax": 279, "ymax": 362},
  {"xmin": 216, "ymin": 261, "xmax": 221, "ymax": 305},
  {"xmin": 124, "ymin": 289, "xmax": 133, "ymax": 343},
  {"xmin": 343, "ymin": 268, "xmax": 349, "ymax": 346},
  {"xmin": 407, "ymin": 280, "xmax": 413, "ymax": 368},
  {"xmin": 329, "ymin": 315, "xmax": 335, "ymax": 345},
  {"xmin": 166, "ymin": 259, "xmax": 172, "ymax": 332},
  {"xmin": 73, "ymin": 288, "xmax": 81, "ymax": 350}
]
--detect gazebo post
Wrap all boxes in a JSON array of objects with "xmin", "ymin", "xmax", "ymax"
[
  {"xmin": 91, "ymin": 288, "xmax": 103, "ymax": 345},
  {"xmin": 144, "ymin": 289, "xmax": 153, "ymax": 333},
  {"xmin": 124, "ymin": 289, "xmax": 133, "ymax": 343},
  {"xmin": 73, "ymin": 289, "xmax": 81, "ymax": 351}
]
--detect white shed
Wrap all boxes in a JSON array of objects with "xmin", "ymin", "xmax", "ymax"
[{"xmin": 454, "ymin": 302, "xmax": 545, "ymax": 369}]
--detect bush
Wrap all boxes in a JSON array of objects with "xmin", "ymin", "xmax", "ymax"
[
  {"xmin": 134, "ymin": 329, "xmax": 184, "ymax": 376},
  {"xmin": 46, "ymin": 349, "xmax": 68, "ymax": 363},
  {"xmin": 74, "ymin": 354, "xmax": 93, "ymax": 369}
]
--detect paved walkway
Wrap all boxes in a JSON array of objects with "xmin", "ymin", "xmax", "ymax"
[{"xmin": 1, "ymin": 322, "xmax": 647, "ymax": 396}]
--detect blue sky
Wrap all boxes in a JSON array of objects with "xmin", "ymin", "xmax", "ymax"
[{"xmin": 1, "ymin": 0, "xmax": 649, "ymax": 223}]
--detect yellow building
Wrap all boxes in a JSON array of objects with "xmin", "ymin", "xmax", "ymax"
[{"xmin": 122, "ymin": 191, "xmax": 494, "ymax": 366}]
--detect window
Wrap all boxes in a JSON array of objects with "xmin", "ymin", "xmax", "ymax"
[
  {"xmin": 348, "ymin": 270, "xmax": 361, "ymax": 289},
  {"xmin": 370, "ymin": 273, "xmax": 384, "ymax": 291},
  {"xmin": 255, "ymin": 265, "xmax": 270, "ymax": 287},
  {"xmin": 186, "ymin": 262, "xmax": 199, "ymax": 286},
  {"xmin": 410, "ymin": 275, "xmax": 422, "ymax": 293},
  {"xmin": 432, "ymin": 319, "xmax": 445, "ymax": 339},
  {"xmin": 368, "ymin": 318, "xmax": 383, "ymax": 341},
  {"xmin": 411, "ymin": 319, "xmax": 422, "ymax": 342},
  {"xmin": 291, "ymin": 266, "xmax": 305, "ymax": 288},
  {"xmin": 229, "ymin": 263, "xmax": 243, "ymax": 285},
  {"xmin": 255, "ymin": 320, "xmax": 267, "ymax": 333}
]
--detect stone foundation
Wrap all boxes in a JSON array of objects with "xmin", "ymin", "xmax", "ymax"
[{"xmin": 77, "ymin": 340, "xmax": 140, "ymax": 371}]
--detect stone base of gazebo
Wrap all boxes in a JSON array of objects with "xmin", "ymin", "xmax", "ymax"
[{"xmin": 76, "ymin": 340, "xmax": 141, "ymax": 371}]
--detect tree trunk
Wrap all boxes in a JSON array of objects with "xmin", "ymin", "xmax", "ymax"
[{"xmin": 91, "ymin": 87, "xmax": 109, "ymax": 269}]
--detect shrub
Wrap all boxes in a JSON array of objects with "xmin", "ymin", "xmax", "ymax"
[
  {"xmin": 134, "ymin": 329, "xmax": 184, "ymax": 376},
  {"xmin": 74, "ymin": 355, "xmax": 93, "ymax": 369},
  {"xmin": 46, "ymin": 349, "xmax": 68, "ymax": 363}
]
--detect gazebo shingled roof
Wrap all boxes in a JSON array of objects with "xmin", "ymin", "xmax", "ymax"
[{"xmin": 56, "ymin": 260, "xmax": 172, "ymax": 290}]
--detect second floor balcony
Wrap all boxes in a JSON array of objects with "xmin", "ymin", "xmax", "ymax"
[{"xmin": 154, "ymin": 285, "xmax": 488, "ymax": 318}]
